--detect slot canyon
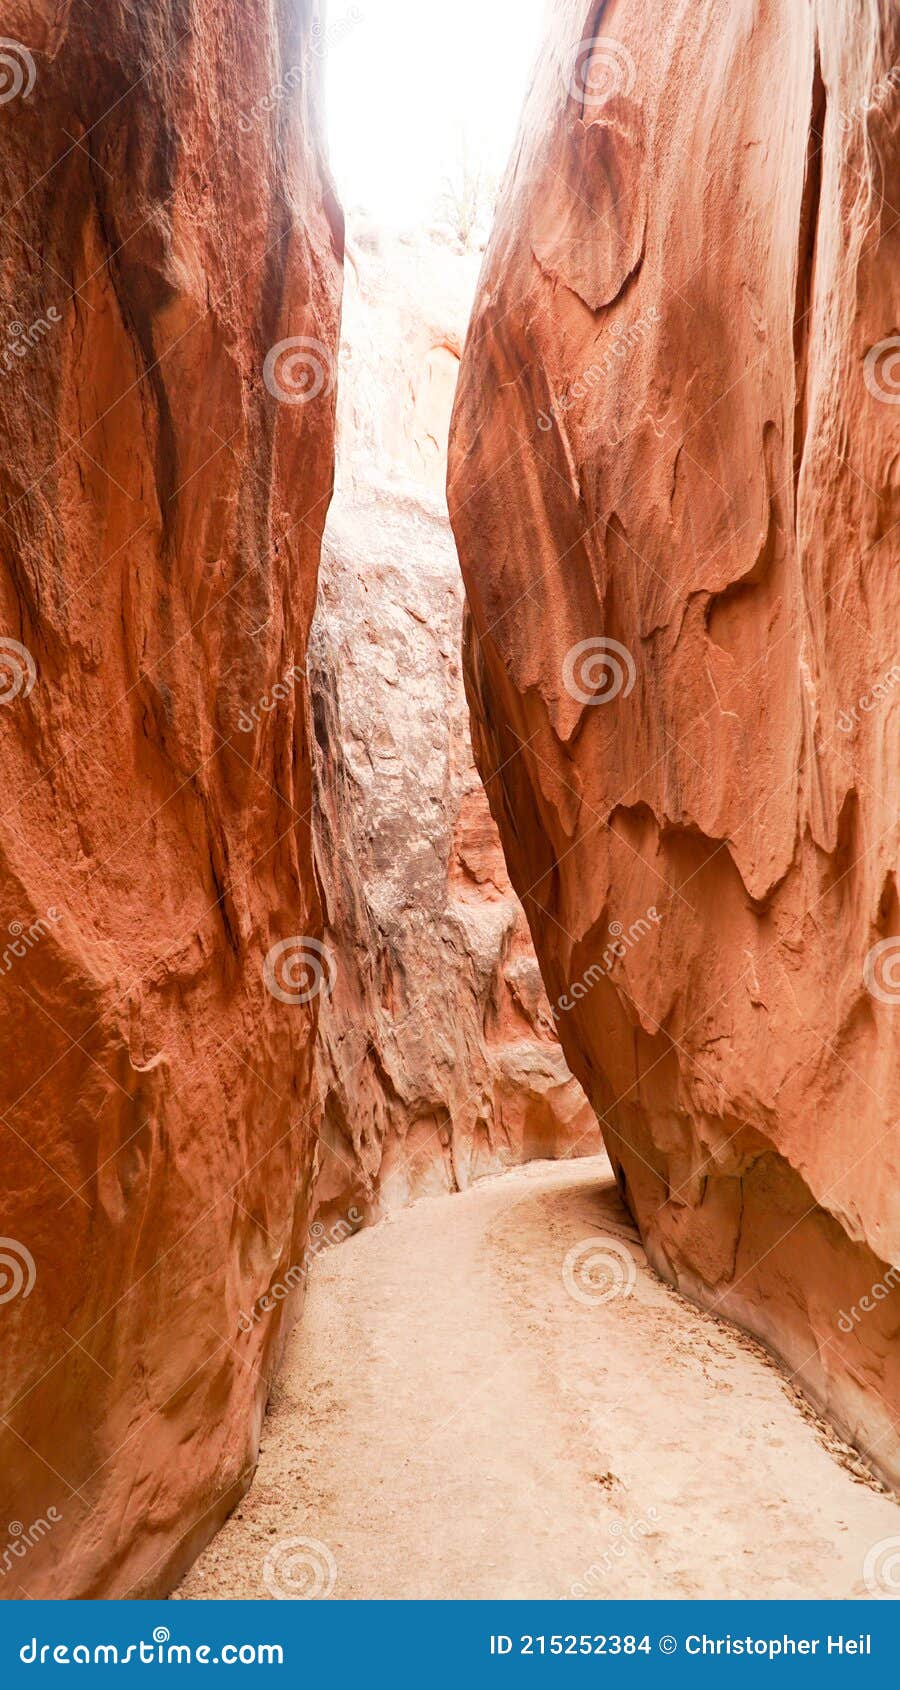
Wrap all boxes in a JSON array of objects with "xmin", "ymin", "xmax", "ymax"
[{"xmin": 0, "ymin": 0, "xmax": 897, "ymax": 1606}]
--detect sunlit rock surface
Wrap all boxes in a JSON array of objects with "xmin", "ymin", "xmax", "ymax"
[
  {"xmin": 310, "ymin": 224, "xmax": 598, "ymax": 1222},
  {"xmin": 449, "ymin": 0, "xmax": 900, "ymax": 1482}
]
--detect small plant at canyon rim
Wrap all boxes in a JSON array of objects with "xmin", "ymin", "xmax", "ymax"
[
  {"xmin": 0, "ymin": 40, "xmax": 36, "ymax": 105},
  {"xmin": 263, "ymin": 1536, "xmax": 337, "ymax": 1600},
  {"xmin": 263, "ymin": 936, "xmax": 337, "ymax": 1006},
  {"xmin": 263, "ymin": 336, "xmax": 336, "ymax": 405},
  {"xmin": 562, "ymin": 1238, "xmax": 637, "ymax": 1307},
  {"xmin": 437, "ymin": 138, "xmax": 497, "ymax": 250},
  {"xmin": 864, "ymin": 336, "xmax": 900, "ymax": 404},
  {"xmin": 565, "ymin": 35, "xmax": 636, "ymax": 105},
  {"xmin": 0, "ymin": 637, "xmax": 36, "ymax": 705},
  {"xmin": 864, "ymin": 938, "xmax": 900, "ymax": 1007},
  {"xmin": 0, "ymin": 1239, "xmax": 36, "ymax": 1305},
  {"xmin": 562, "ymin": 636, "xmax": 636, "ymax": 706}
]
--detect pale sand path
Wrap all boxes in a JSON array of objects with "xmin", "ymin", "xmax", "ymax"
[{"xmin": 177, "ymin": 1156, "xmax": 900, "ymax": 1600}]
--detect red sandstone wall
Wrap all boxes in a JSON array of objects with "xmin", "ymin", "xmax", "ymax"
[
  {"xmin": 0, "ymin": 0, "xmax": 341, "ymax": 1595},
  {"xmin": 449, "ymin": 0, "xmax": 900, "ymax": 1485}
]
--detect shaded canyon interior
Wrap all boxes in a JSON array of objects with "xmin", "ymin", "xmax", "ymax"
[{"xmin": 0, "ymin": 0, "xmax": 897, "ymax": 1598}]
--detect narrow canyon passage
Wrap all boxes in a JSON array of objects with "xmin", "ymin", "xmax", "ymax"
[
  {"xmin": 0, "ymin": 0, "xmax": 896, "ymax": 1607},
  {"xmin": 178, "ymin": 1156, "xmax": 899, "ymax": 1601}
]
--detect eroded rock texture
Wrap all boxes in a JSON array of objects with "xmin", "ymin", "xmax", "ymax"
[
  {"xmin": 310, "ymin": 226, "xmax": 598, "ymax": 1223},
  {"xmin": 449, "ymin": 0, "xmax": 900, "ymax": 1481},
  {"xmin": 0, "ymin": 0, "xmax": 341, "ymax": 1595}
]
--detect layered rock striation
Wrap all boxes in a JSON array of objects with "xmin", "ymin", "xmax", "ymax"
[
  {"xmin": 449, "ymin": 0, "xmax": 900, "ymax": 1482},
  {"xmin": 310, "ymin": 225, "xmax": 598, "ymax": 1223},
  {"xmin": 0, "ymin": 0, "xmax": 341, "ymax": 1595}
]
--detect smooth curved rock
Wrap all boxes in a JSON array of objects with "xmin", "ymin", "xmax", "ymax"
[
  {"xmin": 449, "ymin": 0, "xmax": 900, "ymax": 1484},
  {"xmin": 0, "ymin": 0, "xmax": 341, "ymax": 1596}
]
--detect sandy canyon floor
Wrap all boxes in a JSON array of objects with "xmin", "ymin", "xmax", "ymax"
[{"xmin": 177, "ymin": 1157, "xmax": 900, "ymax": 1601}]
